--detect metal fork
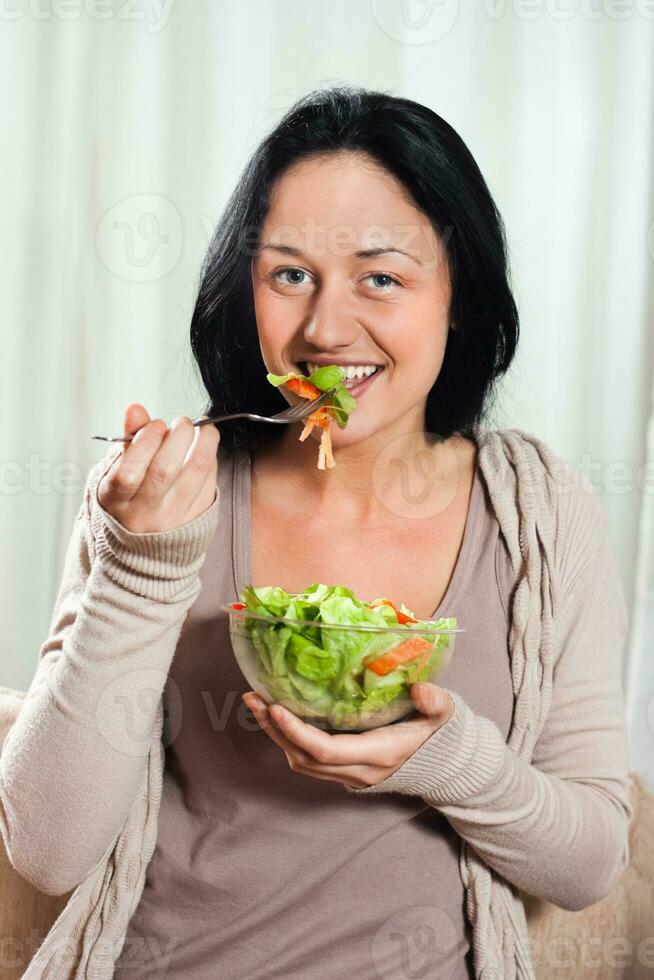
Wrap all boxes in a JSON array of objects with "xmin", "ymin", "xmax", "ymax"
[{"xmin": 91, "ymin": 388, "xmax": 336, "ymax": 442}]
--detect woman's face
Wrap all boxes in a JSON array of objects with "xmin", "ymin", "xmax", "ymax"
[{"xmin": 250, "ymin": 151, "xmax": 452, "ymax": 449}]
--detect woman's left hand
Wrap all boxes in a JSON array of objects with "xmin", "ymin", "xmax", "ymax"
[{"xmin": 241, "ymin": 683, "xmax": 454, "ymax": 790}]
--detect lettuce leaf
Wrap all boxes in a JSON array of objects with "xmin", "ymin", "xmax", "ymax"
[
  {"xmin": 265, "ymin": 364, "xmax": 357, "ymax": 429},
  {"xmin": 239, "ymin": 583, "xmax": 457, "ymax": 730}
]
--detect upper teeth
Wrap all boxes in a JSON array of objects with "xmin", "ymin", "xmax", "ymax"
[{"xmin": 306, "ymin": 362, "xmax": 378, "ymax": 380}]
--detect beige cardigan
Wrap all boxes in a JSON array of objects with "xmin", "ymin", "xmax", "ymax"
[{"xmin": 0, "ymin": 428, "xmax": 633, "ymax": 979}]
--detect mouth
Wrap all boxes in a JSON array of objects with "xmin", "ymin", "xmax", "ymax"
[{"xmin": 298, "ymin": 361, "xmax": 384, "ymax": 391}]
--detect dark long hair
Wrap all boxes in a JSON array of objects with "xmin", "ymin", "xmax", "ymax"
[{"xmin": 190, "ymin": 84, "xmax": 519, "ymax": 457}]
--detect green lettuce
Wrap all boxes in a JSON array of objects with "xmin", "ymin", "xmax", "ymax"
[
  {"xmin": 266, "ymin": 365, "xmax": 357, "ymax": 428},
  {"xmin": 239, "ymin": 583, "xmax": 457, "ymax": 730}
]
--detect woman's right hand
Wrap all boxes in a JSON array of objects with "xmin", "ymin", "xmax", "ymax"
[{"xmin": 97, "ymin": 403, "xmax": 220, "ymax": 533}]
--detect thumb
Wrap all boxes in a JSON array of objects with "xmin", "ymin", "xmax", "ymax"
[
  {"xmin": 124, "ymin": 402, "xmax": 152, "ymax": 441},
  {"xmin": 410, "ymin": 683, "xmax": 454, "ymax": 725}
]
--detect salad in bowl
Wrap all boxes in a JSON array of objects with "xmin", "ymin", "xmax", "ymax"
[{"xmin": 222, "ymin": 583, "xmax": 462, "ymax": 732}]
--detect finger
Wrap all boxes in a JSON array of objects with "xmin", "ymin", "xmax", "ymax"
[
  {"xmin": 283, "ymin": 761, "xmax": 365, "ymax": 787},
  {"xmin": 186, "ymin": 460, "xmax": 219, "ymax": 517},
  {"xmin": 134, "ymin": 416, "xmax": 196, "ymax": 506},
  {"xmin": 245, "ymin": 698, "xmax": 377, "ymax": 785},
  {"xmin": 101, "ymin": 415, "xmax": 168, "ymax": 505},
  {"xmin": 266, "ymin": 702, "xmax": 389, "ymax": 766},
  {"xmin": 246, "ymin": 699, "xmax": 316, "ymax": 766},
  {"xmin": 98, "ymin": 402, "xmax": 151, "ymax": 471},
  {"xmin": 168, "ymin": 418, "xmax": 220, "ymax": 508},
  {"xmin": 187, "ymin": 445, "xmax": 220, "ymax": 511},
  {"xmin": 199, "ymin": 457, "xmax": 219, "ymax": 507},
  {"xmin": 124, "ymin": 402, "xmax": 151, "ymax": 441},
  {"xmin": 410, "ymin": 683, "xmax": 454, "ymax": 723}
]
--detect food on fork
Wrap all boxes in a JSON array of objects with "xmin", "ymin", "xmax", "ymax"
[{"xmin": 266, "ymin": 364, "xmax": 357, "ymax": 469}]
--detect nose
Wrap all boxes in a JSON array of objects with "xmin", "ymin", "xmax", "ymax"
[{"xmin": 303, "ymin": 281, "xmax": 360, "ymax": 351}]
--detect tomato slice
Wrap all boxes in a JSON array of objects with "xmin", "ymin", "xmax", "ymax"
[
  {"xmin": 367, "ymin": 597, "xmax": 417, "ymax": 624},
  {"xmin": 231, "ymin": 602, "xmax": 246, "ymax": 610}
]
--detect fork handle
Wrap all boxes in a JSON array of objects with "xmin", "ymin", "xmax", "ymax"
[
  {"xmin": 190, "ymin": 412, "xmax": 284, "ymax": 427},
  {"xmin": 92, "ymin": 412, "xmax": 280, "ymax": 442},
  {"xmin": 91, "ymin": 387, "xmax": 335, "ymax": 442}
]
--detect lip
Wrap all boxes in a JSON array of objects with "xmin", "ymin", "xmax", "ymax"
[{"xmin": 341, "ymin": 366, "xmax": 384, "ymax": 398}]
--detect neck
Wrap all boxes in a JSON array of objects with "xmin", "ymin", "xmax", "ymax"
[{"xmin": 250, "ymin": 408, "xmax": 475, "ymax": 526}]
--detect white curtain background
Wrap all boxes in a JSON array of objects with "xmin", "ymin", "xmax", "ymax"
[{"xmin": 1, "ymin": 1, "xmax": 653, "ymax": 788}]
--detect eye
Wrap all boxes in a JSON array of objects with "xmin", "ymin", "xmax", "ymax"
[
  {"xmin": 363, "ymin": 273, "xmax": 402, "ymax": 291},
  {"xmin": 269, "ymin": 267, "xmax": 311, "ymax": 286},
  {"xmin": 267, "ymin": 268, "xmax": 403, "ymax": 291}
]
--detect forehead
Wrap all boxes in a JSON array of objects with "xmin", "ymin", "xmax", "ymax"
[{"xmin": 260, "ymin": 152, "xmax": 437, "ymax": 258}]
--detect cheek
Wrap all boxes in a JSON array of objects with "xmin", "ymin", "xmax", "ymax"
[
  {"xmin": 378, "ymin": 287, "xmax": 449, "ymax": 354},
  {"xmin": 385, "ymin": 313, "xmax": 449, "ymax": 382},
  {"xmin": 252, "ymin": 286, "xmax": 294, "ymax": 362},
  {"xmin": 419, "ymin": 332, "xmax": 448, "ymax": 379}
]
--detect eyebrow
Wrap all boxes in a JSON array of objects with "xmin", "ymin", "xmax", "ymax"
[{"xmin": 257, "ymin": 243, "xmax": 422, "ymax": 265}]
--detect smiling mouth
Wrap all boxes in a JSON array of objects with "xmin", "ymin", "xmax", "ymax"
[
  {"xmin": 341, "ymin": 369, "xmax": 383, "ymax": 390},
  {"xmin": 298, "ymin": 362, "xmax": 384, "ymax": 387}
]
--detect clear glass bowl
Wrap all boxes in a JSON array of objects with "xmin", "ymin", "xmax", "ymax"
[{"xmin": 222, "ymin": 604, "xmax": 464, "ymax": 732}]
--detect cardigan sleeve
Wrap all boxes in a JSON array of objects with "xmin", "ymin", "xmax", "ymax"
[
  {"xmin": 0, "ymin": 449, "xmax": 220, "ymax": 896},
  {"xmin": 345, "ymin": 493, "xmax": 633, "ymax": 913}
]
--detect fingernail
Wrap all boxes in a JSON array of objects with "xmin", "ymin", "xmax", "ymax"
[{"xmin": 244, "ymin": 693, "xmax": 264, "ymax": 711}]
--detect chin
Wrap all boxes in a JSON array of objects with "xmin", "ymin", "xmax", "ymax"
[{"xmin": 311, "ymin": 416, "xmax": 384, "ymax": 450}]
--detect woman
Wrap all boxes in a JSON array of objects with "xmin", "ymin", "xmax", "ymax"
[{"xmin": 1, "ymin": 86, "xmax": 632, "ymax": 980}]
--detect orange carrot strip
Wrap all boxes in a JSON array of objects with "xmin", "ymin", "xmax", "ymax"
[
  {"xmin": 318, "ymin": 425, "xmax": 334, "ymax": 469},
  {"xmin": 299, "ymin": 419, "xmax": 315, "ymax": 441},
  {"xmin": 285, "ymin": 379, "xmax": 334, "ymax": 466},
  {"xmin": 299, "ymin": 413, "xmax": 329, "ymax": 439},
  {"xmin": 285, "ymin": 377, "xmax": 322, "ymax": 400},
  {"xmin": 364, "ymin": 636, "xmax": 432, "ymax": 676}
]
